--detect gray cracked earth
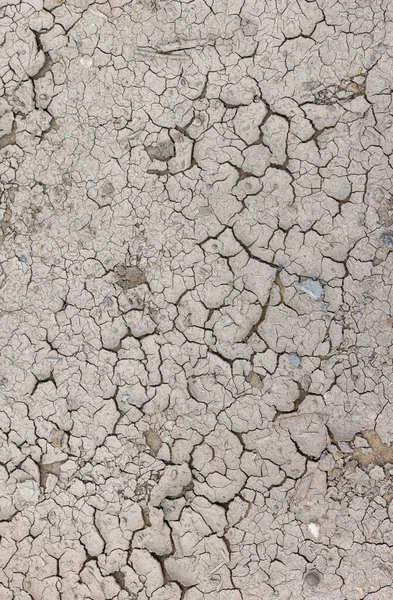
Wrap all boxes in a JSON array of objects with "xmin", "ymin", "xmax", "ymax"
[{"xmin": 0, "ymin": 0, "xmax": 393, "ymax": 598}]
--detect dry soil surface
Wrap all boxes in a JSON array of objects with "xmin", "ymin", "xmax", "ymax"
[{"xmin": 1, "ymin": 0, "xmax": 393, "ymax": 599}]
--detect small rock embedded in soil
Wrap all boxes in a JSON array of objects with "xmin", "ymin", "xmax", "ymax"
[
  {"xmin": 288, "ymin": 353, "xmax": 301, "ymax": 367},
  {"xmin": 304, "ymin": 570, "xmax": 321, "ymax": 587},
  {"xmin": 297, "ymin": 278, "xmax": 324, "ymax": 300},
  {"xmin": 382, "ymin": 232, "xmax": 393, "ymax": 248},
  {"xmin": 308, "ymin": 522, "xmax": 320, "ymax": 538}
]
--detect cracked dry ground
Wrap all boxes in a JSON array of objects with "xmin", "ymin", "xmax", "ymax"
[{"xmin": 1, "ymin": 0, "xmax": 393, "ymax": 599}]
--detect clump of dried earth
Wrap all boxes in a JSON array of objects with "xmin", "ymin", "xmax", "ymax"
[{"xmin": 0, "ymin": 0, "xmax": 393, "ymax": 598}]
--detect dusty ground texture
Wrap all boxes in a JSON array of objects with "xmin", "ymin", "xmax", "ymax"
[{"xmin": 0, "ymin": 0, "xmax": 393, "ymax": 598}]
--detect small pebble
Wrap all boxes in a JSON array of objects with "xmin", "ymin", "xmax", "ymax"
[
  {"xmin": 288, "ymin": 354, "xmax": 301, "ymax": 367},
  {"xmin": 308, "ymin": 522, "xmax": 320, "ymax": 538},
  {"xmin": 382, "ymin": 232, "xmax": 393, "ymax": 248},
  {"xmin": 297, "ymin": 278, "xmax": 324, "ymax": 300},
  {"xmin": 80, "ymin": 55, "xmax": 93, "ymax": 67},
  {"xmin": 304, "ymin": 570, "xmax": 321, "ymax": 587}
]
